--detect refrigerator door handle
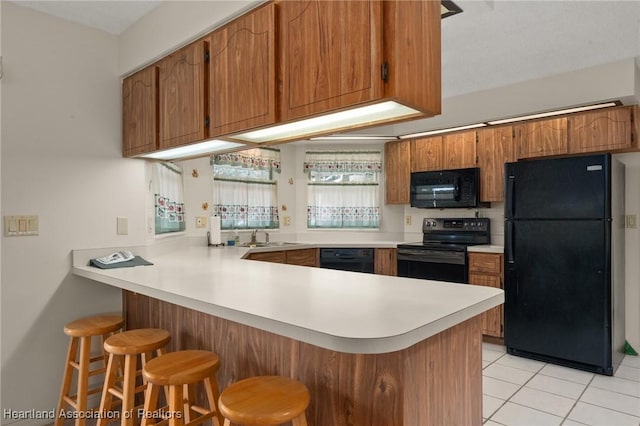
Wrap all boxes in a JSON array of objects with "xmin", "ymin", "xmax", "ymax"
[
  {"xmin": 506, "ymin": 174, "xmax": 515, "ymax": 218},
  {"xmin": 506, "ymin": 221, "xmax": 515, "ymax": 264}
]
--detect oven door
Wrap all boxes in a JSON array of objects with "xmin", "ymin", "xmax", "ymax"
[{"xmin": 397, "ymin": 248, "xmax": 468, "ymax": 283}]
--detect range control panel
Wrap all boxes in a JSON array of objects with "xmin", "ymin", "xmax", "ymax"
[{"xmin": 422, "ymin": 218, "xmax": 490, "ymax": 232}]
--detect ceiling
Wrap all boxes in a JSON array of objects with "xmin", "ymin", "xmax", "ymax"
[{"xmin": 8, "ymin": 0, "xmax": 640, "ymax": 143}]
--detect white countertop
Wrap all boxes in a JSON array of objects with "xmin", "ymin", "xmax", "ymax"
[
  {"xmin": 72, "ymin": 244, "xmax": 503, "ymax": 354},
  {"xmin": 468, "ymin": 245, "xmax": 504, "ymax": 254}
]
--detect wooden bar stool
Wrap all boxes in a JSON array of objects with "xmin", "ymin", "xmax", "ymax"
[
  {"xmin": 56, "ymin": 313, "xmax": 125, "ymax": 426},
  {"xmin": 218, "ymin": 376, "xmax": 309, "ymax": 426},
  {"xmin": 97, "ymin": 328, "xmax": 171, "ymax": 426},
  {"xmin": 140, "ymin": 350, "xmax": 223, "ymax": 426}
]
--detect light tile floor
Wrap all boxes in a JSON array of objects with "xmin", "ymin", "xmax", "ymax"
[{"xmin": 482, "ymin": 343, "xmax": 640, "ymax": 426}]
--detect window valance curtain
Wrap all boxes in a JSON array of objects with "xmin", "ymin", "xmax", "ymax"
[
  {"xmin": 303, "ymin": 151, "xmax": 382, "ymax": 173},
  {"xmin": 212, "ymin": 147, "xmax": 281, "ymax": 174}
]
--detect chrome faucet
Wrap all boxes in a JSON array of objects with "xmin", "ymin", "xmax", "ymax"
[{"xmin": 250, "ymin": 229, "xmax": 269, "ymax": 244}]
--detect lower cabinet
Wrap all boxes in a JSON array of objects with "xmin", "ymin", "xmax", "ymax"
[
  {"xmin": 468, "ymin": 252, "xmax": 503, "ymax": 339},
  {"xmin": 246, "ymin": 248, "xmax": 318, "ymax": 267},
  {"xmin": 374, "ymin": 248, "xmax": 397, "ymax": 276}
]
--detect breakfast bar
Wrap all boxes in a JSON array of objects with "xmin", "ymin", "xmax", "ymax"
[{"xmin": 72, "ymin": 244, "xmax": 503, "ymax": 426}]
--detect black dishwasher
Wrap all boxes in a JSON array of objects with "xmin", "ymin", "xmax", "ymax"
[{"xmin": 319, "ymin": 248, "xmax": 374, "ymax": 273}]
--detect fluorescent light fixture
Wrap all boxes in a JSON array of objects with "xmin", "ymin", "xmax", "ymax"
[
  {"xmin": 441, "ymin": 0, "xmax": 462, "ymax": 19},
  {"xmin": 232, "ymin": 101, "xmax": 420, "ymax": 143},
  {"xmin": 309, "ymin": 135, "xmax": 398, "ymax": 141},
  {"xmin": 487, "ymin": 102, "xmax": 618, "ymax": 125},
  {"xmin": 400, "ymin": 123, "xmax": 487, "ymax": 139},
  {"xmin": 138, "ymin": 140, "xmax": 245, "ymax": 160}
]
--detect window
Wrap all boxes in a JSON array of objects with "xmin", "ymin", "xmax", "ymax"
[
  {"xmin": 305, "ymin": 150, "xmax": 381, "ymax": 229},
  {"xmin": 152, "ymin": 162, "xmax": 186, "ymax": 234},
  {"xmin": 212, "ymin": 148, "xmax": 280, "ymax": 230}
]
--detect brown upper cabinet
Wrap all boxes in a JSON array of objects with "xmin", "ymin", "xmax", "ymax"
[
  {"xmin": 443, "ymin": 131, "xmax": 477, "ymax": 169},
  {"xmin": 410, "ymin": 131, "xmax": 476, "ymax": 172},
  {"xmin": 515, "ymin": 117, "xmax": 568, "ymax": 159},
  {"xmin": 476, "ymin": 126, "xmax": 515, "ymax": 202},
  {"xmin": 385, "ymin": 140, "xmax": 411, "ymax": 204},
  {"xmin": 158, "ymin": 40, "xmax": 209, "ymax": 149},
  {"xmin": 568, "ymin": 106, "xmax": 634, "ymax": 154},
  {"xmin": 278, "ymin": 0, "xmax": 440, "ymax": 123},
  {"xmin": 411, "ymin": 136, "xmax": 442, "ymax": 172},
  {"xmin": 122, "ymin": 66, "xmax": 158, "ymax": 157},
  {"xmin": 209, "ymin": 3, "xmax": 276, "ymax": 136}
]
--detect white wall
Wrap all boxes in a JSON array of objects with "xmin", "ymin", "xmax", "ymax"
[
  {"xmin": 0, "ymin": 3, "xmax": 147, "ymax": 421},
  {"xmin": 118, "ymin": 0, "xmax": 256, "ymax": 76}
]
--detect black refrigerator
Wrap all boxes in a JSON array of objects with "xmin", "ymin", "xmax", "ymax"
[{"xmin": 504, "ymin": 154, "xmax": 625, "ymax": 375}]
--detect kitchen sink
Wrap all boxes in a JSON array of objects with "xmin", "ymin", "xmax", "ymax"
[{"xmin": 240, "ymin": 241, "xmax": 301, "ymax": 248}]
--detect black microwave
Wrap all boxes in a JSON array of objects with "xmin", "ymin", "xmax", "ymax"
[{"xmin": 410, "ymin": 168, "xmax": 482, "ymax": 208}]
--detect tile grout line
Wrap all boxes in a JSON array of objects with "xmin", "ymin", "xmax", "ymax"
[{"xmin": 559, "ymin": 373, "xmax": 595, "ymax": 425}]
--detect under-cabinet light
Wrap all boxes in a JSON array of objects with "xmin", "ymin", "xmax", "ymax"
[
  {"xmin": 309, "ymin": 135, "xmax": 399, "ymax": 141},
  {"xmin": 399, "ymin": 123, "xmax": 487, "ymax": 139},
  {"xmin": 232, "ymin": 101, "xmax": 421, "ymax": 143},
  {"xmin": 138, "ymin": 140, "xmax": 245, "ymax": 160},
  {"xmin": 486, "ymin": 102, "xmax": 619, "ymax": 125}
]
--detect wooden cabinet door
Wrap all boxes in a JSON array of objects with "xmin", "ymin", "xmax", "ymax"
[
  {"xmin": 374, "ymin": 248, "xmax": 397, "ymax": 276},
  {"xmin": 286, "ymin": 248, "xmax": 318, "ymax": 267},
  {"xmin": 247, "ymin": 251, "xmax": 286, "ymax": 263},
  {"xmin": 209, "ymin": 3, "xmax": 275, "ymax": 136},
  {"xmin": 568, "ymin": 107, "xmax": 633, "ymax": 153},
  {"xmin": 468, "ymin": 253, "xmax": 504, "ymax": 338},
  {"xmin": 515, "ymin": 117, "xmax": 568, "ymax": 159},
  {"xmin": 122, "ymin": 66, "xmax": 158, "ymax": 157},
  {"xmin": 411, "ymin": 136, "xmax": 442, "ymax": 172},
  {"xmin": 278, "ymin": 0, "xmax": 383, "ymax": 122},
  {"xmin": 468, "ymin": 273, "xmax": 503, "ymax": 338},
  {"xmin": 476, "ymin": 126, "xmax": 515, "ymax": 202},
  {"xmin": 384, "ymin": 140, "xmax": 411, "ymax": 204},
  {"xmin": 158, "ymin": 40, "xmax": 208, "ymax": 149},
  {"xmin": 443, "ymin": 131, "xmax": 477, "ymax": 169}
]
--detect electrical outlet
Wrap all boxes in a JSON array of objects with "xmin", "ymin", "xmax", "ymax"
[
  {"xmin": 283, "ymin": 216, "xmax": 291, "ymax": 226},
  {"xmin": 406, "ymin": 215, "xmax": 412, "ymax": 225},
  {"xmin": 196, "ymin": 217, "xmax": 208, "ymax": 228},
  {"xmin": 626, "ymin": 214, "xmax": 637, "ymax": 229}
]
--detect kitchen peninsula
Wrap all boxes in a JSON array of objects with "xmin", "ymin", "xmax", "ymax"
[{"xmin": 72, "ymin": 243, "xmax": 503, "ymax": 425}]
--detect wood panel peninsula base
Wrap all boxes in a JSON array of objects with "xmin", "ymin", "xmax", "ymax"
[{"xmin": 123, "ymin": 291, "xmax": 482, "ymax": 426}]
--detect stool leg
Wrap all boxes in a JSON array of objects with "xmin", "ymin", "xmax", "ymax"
[
  {"xmin": 203, "ymin": 377, "xmax": 222, "ymax": 426},
  {"xmin": 141, "ymin": 383, "xmax": 159, "ymax": 426},
  {"xmin": 75, "ymin": 336, "xmax": 91, "ymax": 426},
  {"xmin": 97, "ymin": 353, "xmax": 119, "ymax": 426},
  {"xmin": 168, "ymin": 385, "xmax": 185, "ymax": 426},
  {"xmin": 183, "ymin": 384, "xmax": 194, "ymax": 424},
  {"xmin": 55, "ymin": 337, "xmax": 79, "ymax": 426},
  {"xmin": 292, "ymin": 414, "xmax": 308, "ymax": 426},
  {"xmin": 121, "ymin": 354, "xmax": 138, "ymax": 426}
]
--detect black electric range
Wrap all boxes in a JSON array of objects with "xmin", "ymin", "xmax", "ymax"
[{"xmin": 397, "ymin": 218, "xmax": 491, "ymax": 283}]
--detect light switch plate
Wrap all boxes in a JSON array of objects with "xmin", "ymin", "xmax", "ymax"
[
  {"xmin": 625, "ymin": 214, "xmax": 637, "ymax": 229},
  {"xmin": 117, "ymin": 217, "xmax": 128, "ymax": 235},
  {"xmin": 4, "ymin": 215, "xmax": 39, "ymax": 236}
]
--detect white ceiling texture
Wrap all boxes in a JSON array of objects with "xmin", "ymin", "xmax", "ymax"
[{"xmin": 10, "ymin": 0, "xmax": 640, "ymax": 140}]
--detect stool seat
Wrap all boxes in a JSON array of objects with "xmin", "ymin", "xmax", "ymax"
[
  {"xmin": 103, "ymin": 328, "xmax": 170, "ymax": 354},
  {"xmin": 141, "ymin": 350, "xmax": 223, "ymax": 426},
  {"xmin": 63, "ymin": 314, "xmax": 124, "ymax": 337},
  {"xmin": 218, "ymin": 376, "xmax": 310, "ymax": 425},
  {"xmin": 143, "ymin": 350, "xmax": 220, "ymax": 386}
]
